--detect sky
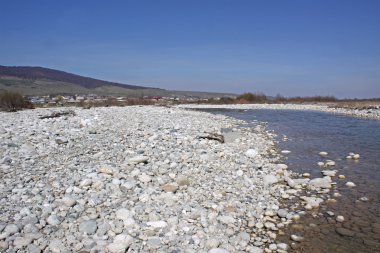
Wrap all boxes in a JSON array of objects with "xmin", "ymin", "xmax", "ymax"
[{"xmin": 1, "ymin": 0, "xmax": 379, "ymax": 98}]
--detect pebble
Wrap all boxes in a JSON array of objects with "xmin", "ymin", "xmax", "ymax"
[
  {"xmin": 147, "ymin": 220, "xmax": 168, "ymax": 228},
  {"xmin": 277, "ymin": 243, "xmax": 288, "ymax": 250},
  {"xmin": 106, "ymin": 234, "xmax": 133, "ymax": 253},
  {"xmin": 161, "ymin": 183, "xmax": 179, "ymax": 193},
  {"xmin": 264, "ymin": 222, "xmax": 275, "ymax": 229},
  {"xmin": 206, "ymin": 238, "xmax": 220, "ymax": 248},
  {"xmin": 322, "ymin": 170, "xmax": 336, "ymax": 177},
  {"xmin": 325, "ymin": 160, "xmax": 336, "ymax": 166},
  {"xmin": 49, "ymin": 239, "xmax": 66, "ymax": 252},
  {"xmin": 79, "ymin": 220, "xmax": 97, "ymax": 234},
  {"xmin": 336, "ymin": 227, "xmax": 355, "ymax": 236},
  {"xmin": 61, "ymin": 196, "xmax": 77, "ymax": 207},
  {"xmin": 336, "ymin": 215, "xmax": 345, "ymax": 222},
  {"xmin": 176, "ymin": 176, "xmax": 190, "ymax": 186},
  {"xmin": 13, "ymin": 237, "xmax": 33, "ymax": 249},
  {"xmin": 236, "ymin": 169, "xmax": 244, "ymax": 176},
  {"xmin": 290, "ymin": 234, "xmax": 304, "ymax": 242},
  {"xmin": 147, "ymin": 237, "xmax": 161, "ymax": 248},
  {"xmin": 277, "ymin": 209, "xmax": 288, "ymax": 218},
  {"xmin": 138, "ymin": 173, "xmax": 152, "ymax": 183},
  {"xmin": 248, "ymin": 246, "xmax": 263, "ymax": 253},
  {"xmin": 0, "ymin": 241, "xmax": 8, "ymax": 250},
  {"xmin": 308, "ymin": 177, "xmax": 332, "ymax": 189},
  {"xmin": 98, "ymin": 165, "xmax": 114, "ymax": 174},
  {"xmin": 346, "ymin": 182, "xmax": 356, "ymax": 187},
  {"xmin": 116, "ymin": 208, "xmax": 132, "ymax": 220},
  {"xmin": 129, "ymin": 156, "xmax": 149, "ymax": 164},
  {"xmin": 263, "ymin": 174, "xmax": 278, "ymax": 186},
  {"xmin": 319, "ymin": 151, "xmax": 328, "ymax": 156},
  {"xmin": 245, "ymin": 149, "xmax": 258, "ymax": 158},
  {"xmin": 46, "ymin": 215, "xmax": 61, "ymax": 226},
  {"xmin": 4, "ymin": 224, "xmax": 19, "ymax": 234}
]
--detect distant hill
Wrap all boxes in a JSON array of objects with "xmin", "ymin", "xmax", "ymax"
[
  {"xmin": 0, "ymin": 65, "xmax": 235, "ymax": 98},
  {"xmin": 0, "ymin": 65, "xmax": 152, "ymax": 90}
]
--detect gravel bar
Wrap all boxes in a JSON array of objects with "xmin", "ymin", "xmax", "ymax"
[
  {"xmin": 0, "ymin": 106, "xmax": 336, "ymax": 252},
  {"xmin": 177, "ymin": 104, "xmax": 380, "ymax": 120}
]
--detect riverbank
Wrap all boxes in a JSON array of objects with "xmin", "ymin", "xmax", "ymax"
[
  {"xmin": 1, "ymin": 106, "xmax": 344, "ymax": 252},
  {"xmin": 177, "ymin": 104, "xmax": 380, "ymax": 120}
]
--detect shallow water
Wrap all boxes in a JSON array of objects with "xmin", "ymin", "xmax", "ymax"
[{"xmin": 203, "ymin": 109, "xmax": 380, "ymax": 253}]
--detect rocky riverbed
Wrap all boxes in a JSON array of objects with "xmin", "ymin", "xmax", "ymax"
[
  {"xmin": 177, "ymin": 104, "xmax": 380, "ymax": 120},
  {"xmin": 0, "ymin": 106, "xmax": 341, "ymax": 252}
]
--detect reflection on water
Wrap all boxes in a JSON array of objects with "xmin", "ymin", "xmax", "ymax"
[{"xmin": 205, "ymin": 109, "xmax": 380, "ymax": 253}]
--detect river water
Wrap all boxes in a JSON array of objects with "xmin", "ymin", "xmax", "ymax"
[{"xmin": 201, "ymin": 109, "xmax": 380, "ymax": 253}]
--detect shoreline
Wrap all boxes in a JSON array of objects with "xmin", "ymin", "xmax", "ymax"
[
  {"xmin": 1, "ymin": 106, "xmax": 336, "ymax": 252},
  {"xmin": 177, "ymin": 103, "xmax": 380, "ymax": 120}
]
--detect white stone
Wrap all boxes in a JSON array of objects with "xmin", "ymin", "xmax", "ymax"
[
  {"xmin": 46, "ymin": 215, "xmax": 61, "ymax": 226},
  {"xmin": 301, "ymin": 196, "xmax": 324, "ymax": 208},
  {"xmin": 98, "ymin": 165, "xmax": 114, "ymax": 174},
  {"xmin": 263, "ymin": 174, "xmax": 278, "ymax": 186},
  {"xmin": 138, "ymin": 173, "xmax": 152, "ymax": 183},
  {"xmin": 277, "ymin": 164, "xmax": 288, "ymax": 170},
  {"xmin": 219, "ymin": 216, "xmax": 236, "ymax": 224},
  {"xmin": 147, "ymin": 221, "xmax": 168, "ymax": 228},
  {"xmin": 61, "ymin": 196, "xmax": 76, "ymax": 207},
  {"xmin": 129, "ymin": 156, "xmax": 149, "ymax": 164},
  {"xmin": 245, "ymin": 149, "xmax": 258, "ymax": 158},
  {"xmin": 13, "ymin": 237, "xmax": 33, "ymax": 249},
  {"xmin": 290, "ymin": 234, "xmax": 304, "ymax": 242},
  {"xmin": 49, "ymin": 239, "xmax": 66, "ymax": 253},
  {"xmin": 325, "ymin": 160, "xmax": 336, "ymax": 166},
  {"xmin": 4, "ymin": 224, "xmax": 19, "ymax": 234},
  {"xmin": 322, "ymin": 170, "xmax": 336, "ymax": 177},
  {"xmin": 248, "ymin": 246, "xmax": 263, "ymax": 253},
  {"xmin": 346, "ymin": 182, "xmax": 356, "ymax": 187},
  {"xmin": 115, "ymin": 208, "xmax": 132, "ymax": 220},
  {"xmin": 277, "ymin": 243, "xmax": 288, "ymax": 250},
  {"xmin": 308, "ymin": 177, "xmax": 332, "ymax": 189}
]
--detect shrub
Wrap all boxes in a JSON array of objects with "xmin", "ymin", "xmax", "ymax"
[
  {"xmin": 0, "ymin": 91, "xmax": 33, "ymax": 111},
  {"xmin": 237, "ymin": 92, "xmax": 267, "ymax": 103}
]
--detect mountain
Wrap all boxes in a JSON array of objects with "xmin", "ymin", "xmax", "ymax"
[{"xmin": 0, "ymin": 65, "xmax": 235, "ymax": 98}]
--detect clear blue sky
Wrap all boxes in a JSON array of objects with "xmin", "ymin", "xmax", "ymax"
[{"xmin": 1, "ymin": 0, "xmax": 379, "ymax": 98}]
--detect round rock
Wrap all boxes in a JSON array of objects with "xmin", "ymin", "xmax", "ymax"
[{"xmin": 79, "ymin": 220, "xmax": 97, "ymax": 234}]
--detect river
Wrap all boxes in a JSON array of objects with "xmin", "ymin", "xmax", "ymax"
[{"xmin": 202, "ymin": 108, "xmax": 380, "ymax": 253}]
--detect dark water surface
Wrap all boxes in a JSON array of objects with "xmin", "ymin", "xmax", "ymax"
[{"xmin": 203, "ymin": 109, "xmax": 380, "ymax": 253}]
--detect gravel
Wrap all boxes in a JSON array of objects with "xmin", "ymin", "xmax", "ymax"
[
  {"xmin": 0, "ymin": 106, "xmax": 335, "ymax": 252},
  {"xmin": 177, "ymin": 103, "xmax": 380, "ymax": 120}
]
